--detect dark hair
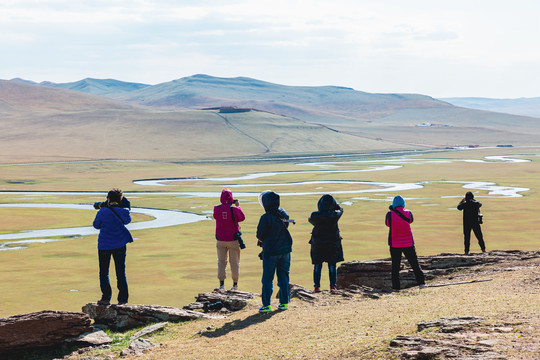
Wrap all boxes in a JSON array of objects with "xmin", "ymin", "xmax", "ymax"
[
  {"xmin": 465, "ymin": 191, "xmax": 474, "ymax": 200},
  {"xmin": 107, "ymin": 188, "xmax": 123, "ymax": 203}
]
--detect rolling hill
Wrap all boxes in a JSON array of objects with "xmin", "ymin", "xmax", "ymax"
[
  {"xmin": 39, "ymin": 78, "xmax": 151, "ymax": 97},
  {"xmin": 441, "ymin": 97, "xmax": 540, "ymax": 118},
  {"xmin": 0, "ymin": 75, "xmax": 539, "ymax": 163}
]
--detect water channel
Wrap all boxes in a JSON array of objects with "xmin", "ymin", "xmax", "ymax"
[{"xmin": 0, "ymin": 154, "xmax": 532, "ymax": 250}]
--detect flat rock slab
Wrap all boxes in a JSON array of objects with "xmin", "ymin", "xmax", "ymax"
[
  {"xmin": 195, "ymin": 289, "xmax": 259, "ymax": 311},
  {"xmin": 120, "ymin": 338, "xmax": 159, "ymax": 357},
  {"xmin": 338, "ymin": 250, "xmax": 540, "ymax": 290},
  {"xmin": 82, "ymin": 303, "xmax": 224, "ymax": 331},
  {"xmin": 0, "ymin": 310, "xmax": 92, "ymax": 352},
  {"xmin": 417, "ymin": 316, "xmax": 486, "ymax": 331},
  {"xmin": 131, "ymin": 322, "xmax": 167, "ymax": 340},
  {"xmin": 390, "ymin": 317, "xmax": 509, "ymax": 360},
  {"xmin": 68, "ymin": 329, "xmax": 113, "ymax": 346}
]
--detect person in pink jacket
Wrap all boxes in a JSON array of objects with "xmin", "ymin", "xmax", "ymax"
[
  {"xmin": 385, "ymin": 195, "xmax": 426, "ymax": 291},
  {"xmin": 213, "ymin": 188, "xmax": 246, "ymax": 290}
]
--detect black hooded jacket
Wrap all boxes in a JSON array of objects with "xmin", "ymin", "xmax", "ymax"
[
  {"xmin": 457, "ymin": 191, "xmax": 482, "ymax": 224},
  {"xmin": 256, "ymin": 191, "xmax": 293, "ymax": 257},
  {"xmin": 308, "ymin": 194, "xmax": 344, "ymax": 264}
]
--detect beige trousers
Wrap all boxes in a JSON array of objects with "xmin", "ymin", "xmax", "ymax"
[{"xmin": 216, "ymin": 240, "xmax": 241, "ymax": 283}]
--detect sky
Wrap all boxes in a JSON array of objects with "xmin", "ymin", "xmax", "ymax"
[{"xmin": 1, "ymin": 0, "xmax": 539, "ymax": 98}]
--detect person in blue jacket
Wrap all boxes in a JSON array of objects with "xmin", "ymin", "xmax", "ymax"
[
  {"xmin": 93, "ymin": 188, "xmax": 133, "ymax": 305},
  {"xmin": 256, "ymin": 191, "xmax": 293, "ymax": 313}
]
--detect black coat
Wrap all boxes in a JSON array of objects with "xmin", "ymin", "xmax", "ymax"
[
  {"xmin": 308, "ymin": 194, "xmax": 344, "ymax": 265},
  {"xmin": 457, "ymin": 198, "xmax": 482, "ymax": 224}
]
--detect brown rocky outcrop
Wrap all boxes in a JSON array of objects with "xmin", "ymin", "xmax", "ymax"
[
  {"xmin": 389, "ymin": 316, "xmax": 516, "ymax": 359},
  {"xmin": 183, "ymin": 289, "xmax": 259, "ymax": 313},
  {"xmin": 0, "ymin": 310, "xmax": 92, "ymax": 352},
  {"xmin": 337, "ymin": 250, "xmax": 540, "ymax": 290},
  {"xmin": 82, "ymin": 303, "xmax": 224, "ymax": 331}
]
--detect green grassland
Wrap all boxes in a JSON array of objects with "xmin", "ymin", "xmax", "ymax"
[{"xmin": 0, "ymin": 147, "xmax": 539, "ymax": 317}]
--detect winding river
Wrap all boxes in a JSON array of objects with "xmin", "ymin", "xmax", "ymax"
[{"xmin": 0, "ymin": 154, "xmax": 532, "ymax": 250}]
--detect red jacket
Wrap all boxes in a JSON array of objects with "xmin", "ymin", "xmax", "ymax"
[
  {"xmin": 385, "ymin": 207, "xmax": 414, "ymax": 248},
  {"xmin": 213, "ymin": 189, "xmax": 245, "ymax": 241}
]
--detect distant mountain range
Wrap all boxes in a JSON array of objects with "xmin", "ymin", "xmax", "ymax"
[
  {"xmin": 440, "ymin": 97, "xmax": 540, "ymax": 118},
  {"xmin": 1, "ymin": 75, "xmax": 539, "ymax": 162}
]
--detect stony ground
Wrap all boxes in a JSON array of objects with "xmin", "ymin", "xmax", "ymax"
[{"xmin": 53, "ymin": 253, "xmax": 540, "ymax": 360}]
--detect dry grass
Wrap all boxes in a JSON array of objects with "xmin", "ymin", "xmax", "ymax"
[
  {"xmin": 74, "ymin": 257, "xmax": 540, "ymax": 360},
  {"xmin": 0, "ymin": 147, "xmax": 539, "ymax": 317}
]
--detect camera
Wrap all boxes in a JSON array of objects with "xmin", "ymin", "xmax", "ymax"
[
  {"xmin": 234, "ymin": 232, "xmax": 246, "ymax": 249},
  {"xmin": 93, "ymin": 201, "xmax": 108, "ymax": 210}
]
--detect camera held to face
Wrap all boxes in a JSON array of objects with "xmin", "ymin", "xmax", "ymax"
[
  {"xmin": 234, "ymin": 231, "xmax": 246, "ymax": 249},
  {"xmin": 93, "ymin": 201, "xmax": 108, "ymax": 210}
]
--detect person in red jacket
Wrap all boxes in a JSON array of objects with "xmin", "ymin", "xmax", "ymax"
[
  {"xmin": 385, "ymin": 195, "xmax": 425, "ymax": 291},
  {"xmin": 213, "ymin": 188, "xmax": 245, "ymax": 290}
]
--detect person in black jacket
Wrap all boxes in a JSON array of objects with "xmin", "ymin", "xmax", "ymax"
[
  {"xmin": 256, "ymin": 191, "xmax": 293, "ymax": 312},
  {"xmin": 457, "ymin": 191, "xmax": 486, "ymax": 254},
  {"xmin": 308, "ymin": 194, "xmax": 344, "ymax": 292}
]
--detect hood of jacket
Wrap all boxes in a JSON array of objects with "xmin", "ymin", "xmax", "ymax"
[
  {"xmin": 220, "ymin": 188, "xmax": 234, "ymax": 205},
  {"xmin": 318, "ymin": 194, "xmax": 337, "ymax": 212},
  {"xmin": 261, "ymin": 191, "xmax": 280, "ymax": 213},
  {"xmin": 465, "ymin": 191, "xmax": 474, "ymax": 200},
  {"xmin": 392, "ymin": 195, "xmax": 405, "ymax": 209}
]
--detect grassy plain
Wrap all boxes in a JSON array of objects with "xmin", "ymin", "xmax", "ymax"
[{"xmin": 0, "ymin": 147, "xmax": 539, "ymax": 317}]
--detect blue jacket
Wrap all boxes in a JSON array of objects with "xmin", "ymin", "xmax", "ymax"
[
  {"xmin": 93, "ymin": 206, "xmax": 133, "ymax": 250},
  {"xmin": 256, "ymin": 191, "xmax": 293, "ymax": 257}
]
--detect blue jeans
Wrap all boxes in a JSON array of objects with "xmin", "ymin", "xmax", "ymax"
[
  {"xmin": 313, "ymin": 263, "xmax": 337, "ymax": 288},
  {"xmin": 99, "ymin": 245, "xmax": 128, "ymax": 303},
  {"xmin": 261, "ymin": 253, "xmax": 291, "ymax": 307}
]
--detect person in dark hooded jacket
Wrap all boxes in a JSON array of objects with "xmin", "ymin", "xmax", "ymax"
[
  {"xmin": 308, "ymin": 194, "xmax": 344, "ymax": 292},
  {"xmin": 256, "ymin": 191, "xmax": 293, "ymax": 312},
  {"xmin": 457, "ymin": 191, "xmax": 486, "ymax": 254}
]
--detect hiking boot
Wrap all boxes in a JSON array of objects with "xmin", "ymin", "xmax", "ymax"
[
  {"xmin": 313, "ymin": 287, "xmax": 321, "ymax": 293},
  {"xmin": 117, "ymin": 301, "xmax": 128, "ymax": 305},
  {"xmin": 419, "ymin": 284, "xmax": 427, "ymax": 289},
  {"xmin": 97, "ymin": 299, "xmax": 110, "ymax": 306},
  {"xmin": 330, "ymin": 286, "xmax": 337, "ymax": 291},
  {"xmin": 259, "ymin": 305, "xmax": 272, "ymax": 313},
  {"xmin": 278, "ymin": 303, "xmax": 288, "ymax": 310},
  {"xmin": 230, "ymin": 285, "xmax": 238, "ymax": 291}
]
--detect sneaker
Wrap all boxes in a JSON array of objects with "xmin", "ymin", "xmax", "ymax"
[
  {"xmin": 117, "ymin": 301, "xmax": 128, "ymax": 305},
  {"xmin": 259, "ymin": 305, "xmax": 272, "ymax": 313},
  {"xmin": 419, "ymin": 284, "xmax": 427, "ymax": 289},
  {"xmin": 330, "ymin": 286, "xmax": 337, "ymax": 291},
  {"xmin": 230, "ymin": 285, "xmax": 238, "ymax": 291},
  {"xmin": 97, "ymin": 299, "xmax": 110, "ymax": 306},
  {"xmin": 218, "ymin": 285, "xmax": 225, "ymax": 290},
  {"xmin": 278, "ymin": 303, "xmax": 288, "ymax": 310},
  {"xmin": 313, "ymin": 287, "xmax": 321, "ymax": 293}
]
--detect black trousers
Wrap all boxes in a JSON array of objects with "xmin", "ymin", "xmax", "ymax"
[
  {"xmin": 390, "ymin": 246, "xmax": 425, "ymax": 290},
  {"xmin": 463, "ymin": 222, "xmax": 485, "ymax": 253},
  {"xmin": 98, "ymin": 245, "xmax": 128, "ymax": 303}
]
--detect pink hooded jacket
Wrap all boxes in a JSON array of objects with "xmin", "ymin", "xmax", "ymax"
[
  {"xmin": 213, "ymin": 189, "xmax": 245, "ymax": 241},
  {"xmin": 385, "ymin": 207, "xmax": 414, "ymax": 248}
]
